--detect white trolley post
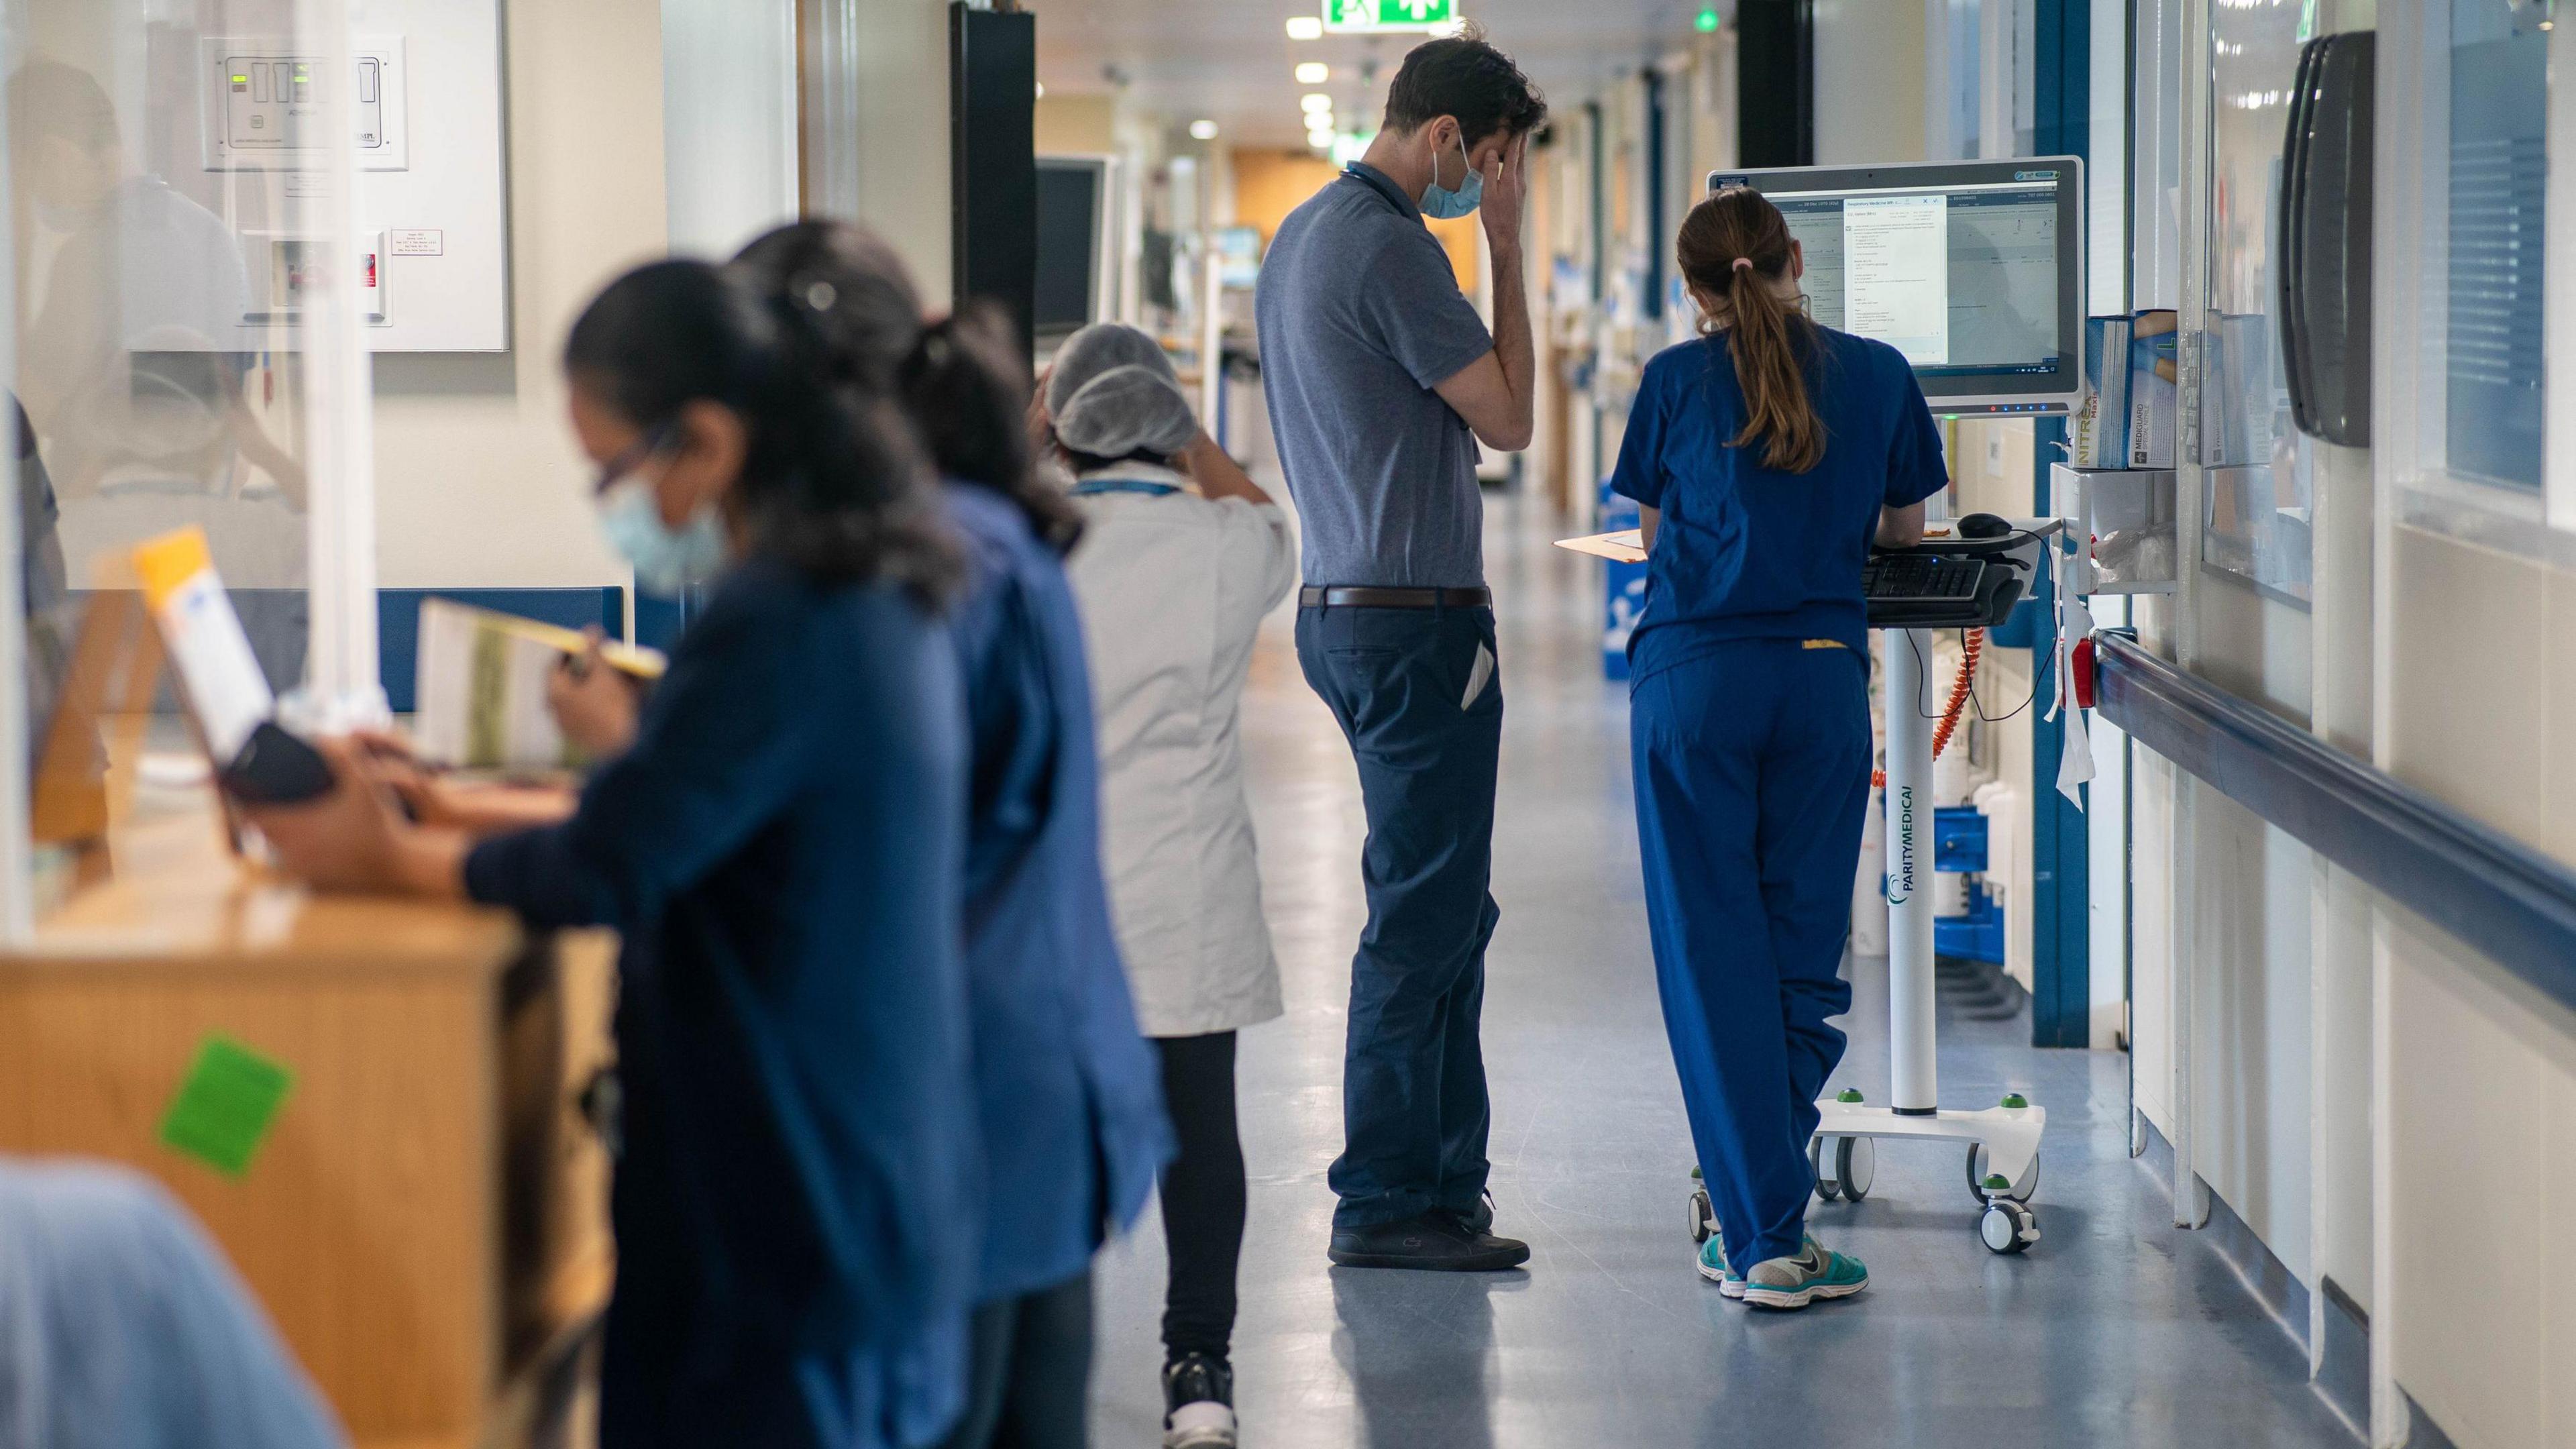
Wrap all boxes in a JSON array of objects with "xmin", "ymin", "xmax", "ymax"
[{"xmin": 1689, "ymin": 519, "xmax": 2062, "ymax": 1257}]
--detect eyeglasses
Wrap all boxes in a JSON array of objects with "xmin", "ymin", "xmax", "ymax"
[{"xmin": 592, "ymin": 425, "xmax": 676, "ymax": 496}]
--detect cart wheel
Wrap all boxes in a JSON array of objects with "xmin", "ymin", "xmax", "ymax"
[
  {"xmin": 1811, "ymin": 1138, "xmax": 1843, "ymax": 1201},
  {"xmin": 1980, "ymin": 1199, "xmax": 2039, "ymax": 1254},
  {"xmin": 1966, "ymin": 1143, "xmax": 2041, "ymax": 1203},
  {"xmin": 1688, "ymin": 1187, "xmax": 1716, "ymax": 1245},
  {"xmin": 1835, "ymin": 1136, "xmax": 1875, "ymax": 1203}
]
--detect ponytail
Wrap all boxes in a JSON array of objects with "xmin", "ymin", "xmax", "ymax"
[
  {"xmin": 732, "ymin": 221, "xmax": 1083, "ymax": 555},
  {"xmin": 900, "ymin": 305, "xmax": 1083, "ymax": 554},
  {"xmin": 1676, "ymin": 188, "xmax": 1825, "ymax": 474}
]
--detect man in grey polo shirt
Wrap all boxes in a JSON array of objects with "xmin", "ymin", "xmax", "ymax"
[{"xmin": 1255, "ymin": 29, "xmax": 1543, "ymax": 1273}]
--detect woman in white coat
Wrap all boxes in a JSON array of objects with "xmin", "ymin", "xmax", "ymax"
[{"xmin": 1041, "ymin": 324, "xmax": 1295, "ymax": 1449}]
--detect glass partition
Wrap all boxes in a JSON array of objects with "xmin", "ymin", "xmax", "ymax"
[
  {"xmin": 2440, "ymin": 3, "xmax": 2549, "ymax": 492},
  {"xmin": 2197, "ymin": 0, "xmax": 2314, "ymax": 606},
  {"xmin": 4, "ymin": 0, "xmax": 377, "ymax": 926}
]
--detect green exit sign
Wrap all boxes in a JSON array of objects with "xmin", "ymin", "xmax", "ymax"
[{"xmin": 1324, "ymin": 0, "xmax": 1458, "ymax": 34}]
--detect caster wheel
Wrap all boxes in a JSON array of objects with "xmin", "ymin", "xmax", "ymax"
[
  {"xmin": 1688, "ymin": 1187, "xmax": 1715, "ymax": 1245},
  {"xmin": 1966, "ymin": 1143, "xmax": 2040, "ymax": 1203},
  {"xmin": 1980, "ymin": 1199, "xmax": 2039, "ymax": 1254},
  {"xmin": 1835, "ymin": 1136, "xmax": 1874, "ymax": 1203},
  {"xmin": 1811, "ymin": 1138, "xmax": 1843, "ymax": 1201}
]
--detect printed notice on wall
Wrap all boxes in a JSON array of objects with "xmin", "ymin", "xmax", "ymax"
[
  {"xmin": 390, "ymin": 229, "xmax": 444, "ymax": 257},
  {"xmin": 1843, "ymin": 194, "xmax": 1950, "ymax": 366}
]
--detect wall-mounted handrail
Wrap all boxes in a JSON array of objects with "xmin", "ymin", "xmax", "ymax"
[{"xmin": 2093, "ymin": 632, "xmax": 2576, "ymax": 1014}]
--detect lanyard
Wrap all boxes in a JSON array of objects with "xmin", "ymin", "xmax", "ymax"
[
  {"xmin": 1343, "ymin": 162, "xmax": 1418, "ymax": 221},
  {"xmin": 1069, "ymin": 479, "xmax": 1183, "ymax": 498}
]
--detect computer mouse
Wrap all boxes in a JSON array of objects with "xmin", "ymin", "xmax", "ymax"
[{"xmin": 1956, "ymin": 512, "xmax": 2012, "ymax": 539}]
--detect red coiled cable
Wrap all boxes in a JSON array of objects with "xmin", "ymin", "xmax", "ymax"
[{"xmin": 1872, "ymin": 628, "xmax": 1982, "ymax": 790}]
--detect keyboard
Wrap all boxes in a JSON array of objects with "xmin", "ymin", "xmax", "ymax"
[{"xmin": 1865, "ymin": 553, "xmax": 1988, "ymax": 604}]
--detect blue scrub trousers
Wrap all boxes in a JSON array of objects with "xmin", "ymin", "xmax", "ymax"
[
  {"xmin": 1629, "ymin": 638, "xmax": 1872, "ymax": 1276},
  {"xmin": 1296, "ymin": 603, "xmax": 1502, "ymax": 1230}
]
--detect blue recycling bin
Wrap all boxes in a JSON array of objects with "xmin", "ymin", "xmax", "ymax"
[
  {"xmin": 1599, "ymin": 480, "xmax": 1646, "ymax": 680},
  {"xmin": 1932, "ymin": 806, "xmax": 1989, "ymax": 873}
]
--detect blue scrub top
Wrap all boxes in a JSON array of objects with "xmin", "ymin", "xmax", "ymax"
[
  {"xmin": 1610, "ymin": 327, "xmax": 1949, "ymax": 677},
  {"xmin": 465, "ymin": 554, "xmax": 976, "ymax": 1447},
  {"xmin": 943, "ymin": 482, "xmax": 1173, "ymax": 1303}
]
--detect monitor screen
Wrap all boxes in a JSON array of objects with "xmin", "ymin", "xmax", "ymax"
[
  {"xmin": 1034, "ymin": 158, "xmax": 1105, "ymax": 341},
  {"xmin": 1706, "ymin": 159, "xmax": 2084, "ymax": 415}
]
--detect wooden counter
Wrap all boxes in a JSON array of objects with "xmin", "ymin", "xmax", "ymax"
[{"xmin": 0, "ymin": 787, "xmax": 614, "ymax": 1449}]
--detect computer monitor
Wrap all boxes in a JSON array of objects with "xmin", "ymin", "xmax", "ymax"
[
  {"xmin": 1035, "ymin": 154, "xmax": 1122, "ymax": 349},
  {"xmin": 1705, "ymin": 158, "xmax": 2085, "ymax": 415}
]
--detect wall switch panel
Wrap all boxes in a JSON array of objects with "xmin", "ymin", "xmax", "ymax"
[
  {"xmin": 192, "ymin": 2, "xmax": 505, "ymax": 352},
  {"xmin": 204, "ymin": 38, "xmax": 410, "ymax": 172}
]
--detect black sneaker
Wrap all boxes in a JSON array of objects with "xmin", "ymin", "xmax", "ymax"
[
  {"xmin": 1328, "ymin": 1209, "xmax": 1531, "ymax": 1271},
  {"xmin": 1162, "ymin": 1353, "xmax": 1236, "ymax": 1448}
]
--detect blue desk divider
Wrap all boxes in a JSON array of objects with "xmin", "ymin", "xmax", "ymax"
[
  {"xmin": 632, "ymin": 589, "xmax": 696, "ymax": 655},
  {"xmin": 69, "ymin": 586, "xmax": 643, "ymax": 716}
]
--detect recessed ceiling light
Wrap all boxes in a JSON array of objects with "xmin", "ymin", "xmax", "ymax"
[
  {"xmin": 1307, "ymin": 127, "xmax": 1334, "ymax": 148},
  {"xmin": 1189, "ymin": 119, "xmax": 1220, "ymax": 140},
  {"xmin": 1301, "ymin": 92, "xmax": 1333, "ymax": 113},
  {"xmin": 1295, "ymin": 62, "xmax": 1330, "ymax": 84},
  {"xmin": 1285, "ymin": 15, "xmax": 1324, "ymax": 40}
]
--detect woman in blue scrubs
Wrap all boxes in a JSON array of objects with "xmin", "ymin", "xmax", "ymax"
[
  {"xmin": 1611, "ymin": 186, "xmax": 1947, "ymax": 1310},
  {"xmin": 733, "ymin": 223, "xmax": 1172, "ymax": 1449},
  {"xmin": 249, "ymin": 260, "xmax": 980, "ymax": 1445}
]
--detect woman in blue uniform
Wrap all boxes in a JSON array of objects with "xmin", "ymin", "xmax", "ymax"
[
  {"xmin": 1612, "ymin": 186, "xmax": 1947, "ymax": 1310},
  {"xmin": 733, "ymin": 223, "xmax": 1171, "ymax": 1449},
  {"xmin": 248, "ymin": 260, "xmax": 981, "ymax": 1445}
]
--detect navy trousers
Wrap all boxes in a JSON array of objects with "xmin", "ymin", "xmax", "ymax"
[
  {"xmin": 1295, "ymin": 604, "xmax": 1503, "ymax": 1230},
  {"xmin": 1629, "ymin": 639, "xmax": 1871, "ymax": 1275}
]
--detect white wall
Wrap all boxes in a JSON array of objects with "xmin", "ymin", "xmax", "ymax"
[
  {"xmin": 2381, "ymin": 891, "xmax": 2576, "ymax": 1449},
  {"xmin": 2371, "ymin": 522, "xmax": 2576, "ymax": 1447},
  {"xmin": 663, "ymin": 0, "xmax": 800, "ymax": 258},
  {"xmin": 2188, "ymin": 790, "xmax": 2314, "ymax": 1279},
  {"xmin": 370, "ymin": 0, "xmax": 669, "ymax": 590},
  {"xmin": 1813, "ymin": 0, "xmax": 1928, "ymax": 166}
]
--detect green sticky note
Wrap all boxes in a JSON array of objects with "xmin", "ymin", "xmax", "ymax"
[{"xmin": 160, "ymin": 1034, "xmax": 294, "ymax": 1177}]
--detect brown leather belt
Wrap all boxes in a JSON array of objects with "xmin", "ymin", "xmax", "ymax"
[{"xmin": 1299, "ymin": 586, "xmax": 1493, "ymax": 609}]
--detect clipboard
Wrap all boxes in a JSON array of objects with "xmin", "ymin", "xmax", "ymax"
[{"xmin": 1554, "ymin": 529, "xmax": 1648, "ymax": 564}]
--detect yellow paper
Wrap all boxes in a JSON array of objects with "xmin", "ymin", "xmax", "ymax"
[
  {"xmin": 1553, "ymin": 529, "xmax": 1648, "ymax": 564},
  {"xmin": 450, "ymin": 607, "xmax": 666, "ymax": 681},
  {"xmin": 131, "ymin": 527, "xmax": 216, "ymax": 610},
  {"xmin": 130, "ymin": 527, "xmax": 272, "ymax": 760},
  {"xmin": 411, "ymin": 600, "xmax": 664, "ymax": 770}
]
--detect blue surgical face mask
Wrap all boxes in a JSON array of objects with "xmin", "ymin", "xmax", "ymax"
[
  {"xmin": 1419, "ymin": 131, "xmax": 1483, "ymax": 220},
  {"xmin": 597, "ymin": 475, "xmax": 727, "ymax": 596}
]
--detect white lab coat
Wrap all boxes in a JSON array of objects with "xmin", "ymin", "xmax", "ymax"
[{"xmin": 1065, "ymin": 463, "xmax": 1297, "ymax": 1038}]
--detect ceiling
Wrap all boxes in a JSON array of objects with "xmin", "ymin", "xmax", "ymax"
[{"xmin": 1030, "ymin": 0, "xmax": 1721, "ymax": 148}]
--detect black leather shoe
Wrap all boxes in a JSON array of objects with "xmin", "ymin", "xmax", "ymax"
[{"xmin": 1328, "ymin": 1210, "xmax": 1530, "ymax": 1271}]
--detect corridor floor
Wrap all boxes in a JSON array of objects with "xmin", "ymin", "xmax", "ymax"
[{"xmin": 1085, "ymin": 488, "xmax": 2359, "ymax": 1448}]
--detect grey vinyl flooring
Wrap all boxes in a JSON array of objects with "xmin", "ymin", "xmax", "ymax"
[{"xmin": 1085, "ymin": 487, "xmax": 2359, "ymax": 1448}]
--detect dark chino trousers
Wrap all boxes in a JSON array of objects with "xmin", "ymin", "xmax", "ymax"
[{"xmin": 1294, "ymin": 602, "xmax": 1503, "ymax": 1230}]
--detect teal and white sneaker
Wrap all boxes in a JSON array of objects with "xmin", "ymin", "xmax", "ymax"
[
  {"xmin": 1739, "ymin": 1236, "xmax": 1868, "ymax": 1310},
  {"xmin": 1695, "ymin": 1235, "xmax": 1746, "ymax": 1299}
]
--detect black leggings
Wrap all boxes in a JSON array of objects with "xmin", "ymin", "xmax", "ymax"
[
  {"xmin": 936, "ymin": 1268, "xmax": 1094, "ymax": 1449},
  {"xmin": 1156, "ymin": 1031, "xmax": 1245, "ymax": 1363}
]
